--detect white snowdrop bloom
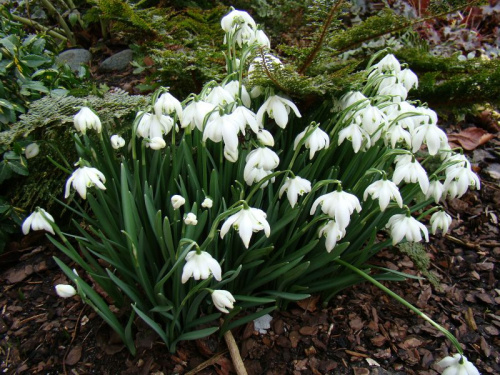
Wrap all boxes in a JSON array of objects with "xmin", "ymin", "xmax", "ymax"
[
  {"xmin": 398, "ymin": 68, "xmax": 418, "ymax": 91},
  {"xmin": 181, "ymin": 100, "xmax": 216, "ymax": 131},
  {"xmin": 22, "ymin": 207, "xmax": 55, "ymax": 235},
  {"xmin": 256, "ymin": 95, "xmax": 302, "ymax": 128},
  {"xmin": 256, "ymin": 129, "xmax": 274, "ymax": 146},
  {"xmin": 384, "ymin": 122, "xmax": 412, "ymax": 149},
  {"xmin": 184, "ymin": 213, "xmax": 198, "ymax": 226},
  {"xmin": 392, "ymin": 155, "xmax": 429, "ymax": 194},
  {"xmin": 444, "ymin": 153, "xmax": 471, "ymax": 172},
  {"xmin": 386, "ymin": 213, "xmax": 429, "ymax": 245},
  {"xmin": 204, "ymin": 86, "xmax": 235, "ymax": 106},
  {"xmin": 221, "ymin": 9, "xmax": 256, "ymax": 32},
  {"xmin": 426, "ymin": 180, "xmax": 445, "ymax": 203},
  {"xmin": 443, "ymin": 166, "xmax": 481, "ymax": 199},
  {"xmin": 436, "ymin": 354, "xmax": 479, "ymax": 375},
  {"xmin": 110, "ymin": 135, "xmax": 125, "ymax": 149},
  {"xmin": 231, "ymin": 106, "xmax": 259, "ymax": 134},
  {"xmin": 294, "ymin": 126, "xmax": 330, "ymax": 159},
  {"xmin": 245, "ymin": 147, "xmax": 280, "ymax": 171},
  {"xmin": 171, "ymin": 195, "xmax": 185, "ymax": 209},
  {"xmin": 279, "ymin": 176, "xmax": 312, "ymax": 208},
  {"xmin": 363, "ymin": 179, "xmax": 403, "ymax": 211},
  {"xmin": 55, "ymin": 284, "xmax": 77, "ymax": 298},
  {"xmin": 416, "ymin": 107, "xmax": 438, "ymax": 125},
  {"xmin": 430, "ymin": 211, "xmax": 452, "ymax": 235},
  {"xmin": 223, "ymin": 81, "xmax": 251, "ymax": 108},
  {"xmin": 374, "ymin": 54, "xmax": 401, "ymax": 74},
  {"xmin": 224, "ymin": 145, "xmax": 239, "ymax": 163},
  {"xmin": 25, "ymin": 143, "xmax": 40, "ymax": 159},
  {"xmin": 146, "ymin": 137, "xmax": 166, "ymax": 150},
  {"xmin": 74, "ymin": 107, "xmax": 102, "ymax": 134},
  {"xmin": 181, "ymin": 251, "xmax": 222, "ymax": 283},
  {"xmin": 136, "ymin": 112, "xmax": 176, "ymax": 139},
  {"xmin": 65, "ymin": 166, "xmax": 106, "ymax": 199},
  {"xmin": 201, "ymin": 197, "xmax": 213, "ymax": 208},
  {"xmin": 243, "ymin": 166, "xmax": 273, "ymax": 187},
  {"xmin": 203, "ymin": 113, "xmax": 244, "ymax": 153},
  {"xmin": 211, "ymin": 290, "xmax": 236, "ymax": 314},
  {"xmin": 154, "ymin": 92, "xmax": 183, "ymax": 120},
  {"xmin": 310, "ymin": 190, "xmax": 362, "ymax": 231},
  {"xmin": 411, "ymin": 123, "xmax": 448, "ymax": 155},
  {"xmin": 338, "ymin": 122, "xmax": 371, "ymax": 153},
  {"xmin": 379, "ymin": 83, "xmax": 408, "ymax": 102},
  {"xmin": 319, "ymin": 220, "xmax": 346, "ymax": 252},
  {"xmin": 339, "ymin": 91, "xmax": 368, "ymax": 110},
  {"xmin": 251, "ymin": 29, "xmax": 270, "ymax": 48},
  {"xmin": 377, "ymin": 75, "xmax": 397, "ymax": 92},
  {"xmin": 220, "ymin": 206, "xmax": 271, "ymax": 248},
  {"xmin": 359, "ymin": 105, "xmax": 386, "ymax": 136},
  {"xmin": 250, "ymin": 85, "xmax": 263, "ymax": 98}
]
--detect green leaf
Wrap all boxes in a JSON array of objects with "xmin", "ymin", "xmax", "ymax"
[
  {"xmin": 21, "ymin": 54, "xmax": 51, "ymax": 68},
  {"xmin": 226, "ymin": 306, "xmax": 277, "ymax": 331},
  {"xmin": 132, "ymin": 304, "xmax": 169, "ymax": 345},
  {"xmin": 174, "ymin": 326, "xmax": 219, "ymax": 342},
  {"xmin": 263, "ymin": 291, "xmax": 311, "ymax": 301}
]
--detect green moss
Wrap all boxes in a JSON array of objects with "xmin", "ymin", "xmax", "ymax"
[{"xmin": 398, "ymin": 242, "xmax": 440, "ymax": 288}]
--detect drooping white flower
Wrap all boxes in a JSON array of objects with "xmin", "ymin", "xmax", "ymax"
[
  {"xmin": 211, "ymin": 290, "xmax": 236, "ymax": 314},
  {"xmin": 110, "ymin": 135, "xmax": 125, "ymax": 149},
  {"xmin": 221, "ymin": 9, "xmax": 256, "ymax": 32},
  {"xmin": 411, "ymin": 123, "xmax": 448, "ymax": 155},
  {"xmin": 358, "ymin": 105, "xmax": 386, "ymax": 136},
  {"xmin": 256, "ymin": 129, "xmax": 274, "ymax": 146},
  {"xmin": 443, "ymin": 166, "xmax": 481, "ymax": 199},
  {"xmin": 398, "ymin": 68, "xmax": 418, "ymax": 91},
  {"xmin": 251, "ymin": 29, "xmax": 270, "ymax": 48},
  {"xmin": 426, "ymin": 180, "xmax": 445, "ymax": 203},
  {"xmin": 319, "ymin": 220, "xmax": 346, "ymax": 252},
  {"xmin": 245, "ymin": 147, "xmax": 280, "ymax": 171},
  {"xmin": 201, "ymin": 197, "xmax": 213, "ymax": 208},
  {"xmin": 184, "ymin": 213, "xmax": 198, "ymax": 226},
  {"xmin": 339, "ymin": 91, "xmax": 368, "ymax": 110},
  {"xmin": 154, "ymin": 92, "xmax": 183, "ymax": 120},
  {"xmin": 146, "ymin": 137, "xmax": 166, "ymax": 150},
  {"xmin": 25, "ymin": 143, "xmax": 40, "ymax": 159},
  {"xmin": 384, "ymin": 122, "xmax": 412, "ymax": 149},
  {"xmin": 74, "ymin": 107, "xmax": 102, "ymax": 134},
  {"xmin": 181, "ymin": 251, "xmax": 222, "ymax": 283},
  {"xmin": 310, "ymin": 190, "xmax": 362, "ymax": 231},
  {"xmin": 204, "ymin": 86, "xmax": 235, "ymax": 106},
  {"xmin": 243, "ymin": 166, "xmax": 273, "ymax": 187},
  {"xmin": 224, "ymin": 145, "xmax": 239, "ymax": 163},
  {"xmin": 363, "ymin": 179, "xmax": 403, "ymax": 211},
  {"xmin": 256, "ymin": 95, "xmax": 302, "ymax": 128},
  {"xmin": 220, "ymin": 206, "xmax": 270, "ymax": 248},
  {"xmin": 231, "ymin": 106, "xmax": 259, "ymax": 134},
  {"xmin": 65, "ymin": 166, "xmax": 106, "ymax": 199},
  {"xmin": 203, "ymin": 113, "xmax": 244, "ymax": 154},
  {"xmin": 338, "ymin": 122, "xmax": 371, "ymax": 153},
  {"xmin": 392, "ymin": 155, "xmax": 429, "ymax": 194},
  {"xmin": 374, "ymin": 54, "xmax": 401, "ymax": 74},
  {"xmin": 430, "ymin": 211, "xmax": 452, "ymax": 235},
  {"xmin": 379, "ymin": 83, "xmax": 408, "ymax": 102},
  {"xmin": 279, "ymin": 176, "xmax": 312, "ymax": 208},
  {"xmin": 224, "ymin": 81, "xmax": 251, "ymax": 108},
  {"xmin": 22, "ymin": 207, "xmax": 55, "ymax": 235},
  {"xmin": 171, "ymin": 195, "xmax": 186, "ymax": 209},
  {"xmin": 294, "ymin": 126, "xmax": 330, "ymax": 159},
  {"xmin": 181, "ymin": 100, "xmax": 216, "ymax": 131},
  {"xmin": 436, "ymin": 354, "xmax": 479, "ymax": 375},
  {"xmin": 386, "ymin": 213, "xmax": 429, "ymax": 245},
  {"xmin": 136, "ymin": 112, "xmax": 176, "ymax": 139},
  {"xmin": 55, "ymin": 284, "xmax": 77, "ymax": 298}
]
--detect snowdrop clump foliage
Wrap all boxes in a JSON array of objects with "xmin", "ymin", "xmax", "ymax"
[{"xmin": 25, "ymin": 8, "xmax": 479, "ymax": 370}]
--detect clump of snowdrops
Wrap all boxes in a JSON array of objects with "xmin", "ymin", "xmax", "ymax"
[{"xmin": 22, "ymin": 7, "xmax": 480, "ymax": 373}]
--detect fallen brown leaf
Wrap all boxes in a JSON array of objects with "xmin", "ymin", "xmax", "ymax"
[{"xmin": 447, "ymin": 127, "xmax": 496, "ymax": 151}]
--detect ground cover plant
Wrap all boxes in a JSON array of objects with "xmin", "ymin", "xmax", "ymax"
[{"xmin": 17, "ymin": 7, "xmax": 487, "ymax": 374}]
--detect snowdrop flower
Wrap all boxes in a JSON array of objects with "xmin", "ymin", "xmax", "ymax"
[
  {"xmin": 319, "ymin": 220, "xmax": 346, "ymax": 252},
  {"xmin": 430, "ymin": 211, "xmax": 452, "ymax": 235},
  {"xmin": 392, "ymin": 155, "xmax": 429, "ymax": 194},
  {"xmin": 211, "ymin": 290, "xmax": 236, "ymax": 314},
  {"xmin": 220, "ymin": 206, "xmax": 270, "ymax": 248},
  {"xmin": 205, "ymin": 86, "xmax": 235, "ymax": 106},
  {"xmin": 256, "ymin": 129, "xmax": 274, "ymax": 146},
  {"xmin": 377, "ymin": 75, "xmax": 397, "ymax": 92},
  {"xmin": 184, "ymin": 213, "xmax": 198, "ymax": 226},
  {"xmin": 444, "ymin": 153, "xmax": 471, "ymax": 172},
  {"xmin": 256, "ymin": 95, "xmax": 302, "ymax": 128},
  {"xmin": 171, "ymin": 195, "xmax": 185, "ymax": 209},
  {"xmin": 245, "ymin": 147, "xmax": 280, "ymax": 171},
  {"xmin": 25, "ymin": 143, "xmax": 40, "ymax": 159},
  {"xmin": 55, "ymin": 284, "xmax": 77, "ymax": 298},
  {"xmin": 339, "ymin": 91, "xmax": 368, "ymax": 110},
  {"xmin": 386, "ymin": 213, "xmax": 429, "ymax": 245},
  {"xmin": 201, "ymin": 197, "xmax": 213, "ymax": 208},
  {"xmin": 224, "ymin": 81, "xmax": 251, "ymax": 108},
  {"xmin": 154, "ymin": 92, "xmax": 183, "ymax": 120},
  {"xmin": 203, "ymin": 113, "xmax": 243, "ymax": 153},
  {"xmin": 363, "ymin": 179, "xmax": 403, "ymax": 211},
  {"xmin": 379, "ymin": 83, "xmax": 408, "ymax": 102},
  {"xmin": 146, "ymin": 137, "xmax": 166, "ymax": 150},
  {"xmin": 279, "ymin": 176, "xmax": 312, "ymax": 208},
  {"xmin": 310, "ymin": 190, "xmax": 362, "ymax": 231},
  {"xmin": 358, "ymin": 105, "xmax": 386, "ymax": 136},
  {"xmin": 181, "ymin": 100, "xmax": 215, "ymax": 131},
  {"xmin": 224, "ymin": 145, "xmax": 239, "ymax": 163},
  {"xmin": 252, "ymin": 29, "xmax": 270, "ymax": 48},
  {"xmin": 231, "ymin": 106, "xmax": 259, "ymax": 134},
  {"xmin": 181, "ymin": 251, "xmax": 222, "ymax": 283},
  {"xmin": 384, "ymin": 122, "xmax": 412, "ymax": 149},
  {"xmin": 443, "ymin": 166, "xmax": 481, "ymax": 199},
  {"xmin": 374, "ymin": 54, "xmax": 401, "ymax": 74},
  {"xmin": 426, "ymin": 180, "xmax": 445, "ymax": 203},
  {"xmin": 243, "ymin": 166, "xmax": 273, "ymax": 187},
  {"xmin": 136, "ymin": 112, "xmax": 176, "ymax": 139},
  {"xmin": 294, "ymin": 125, "xmax": 330, "ymax": 159},
  {"xmin": 65, "ymin": 166, "xmax": 106, "ymax": 199},
  {"xmin": 411, "ymin": 123, "xmax": 448, "ymax": 155},
  {"xmin": 221, "ymin": 9, "xmax": 256, "ymax": 32},
  {"xmin": 338, "ymin": 122, "xmax": 371, "ymax": 153},
  {"xmin": 398, "ymin": 68, "xmax": 418, "ymax": 91},
  {"xmin": 110, "ymin": 135, "xmax": 125, "ymax": 149},
  {"xmin": 436, "ymin": 354, "xmax": 479, "ymax": 375},
  {"xmin": 74, "ymin": 107, "xmax": 102, "ymax": 134},
  {"xmin": 22, "ymin": 207, "xmax": 55, "ymax": 235}
]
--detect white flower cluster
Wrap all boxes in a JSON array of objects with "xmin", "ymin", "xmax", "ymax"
[{"xmin": 221, "ymin": 9, "xmax": 270, "ymax": 48}]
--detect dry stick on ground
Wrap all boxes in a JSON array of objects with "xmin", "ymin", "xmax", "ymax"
[
  {"xmin": 184, "ymin": 350, "xmax": 229, "ymax": 375},
  {"xmin": 224, "ymin": 330, "xmax": 248, "ymax": 375}
]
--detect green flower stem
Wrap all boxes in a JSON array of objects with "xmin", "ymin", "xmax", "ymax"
[
  {"xmin": 10, "ymin": 14, "xmax": 68, "ymax": 43},
  {"xmin": 334, "ymin": 258, "xmax": 463, "ymax": 354},
  {"xmin": 38, "ymin": 0, "xmax": 76, "ymax": 45}
]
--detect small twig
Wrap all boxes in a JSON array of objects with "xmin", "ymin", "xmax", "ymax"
[
  {"xmin": 184, "ymin": 350, "xmax": 228, "ymax": 375},
  {"xmin": 224, "ymin": 330, "xmax": 248, "ymax": 375},
  {"xmin": 444, "ymin": 235, "xmax": 480, "ymax": 250},
  {"xmin": 10, "ymin": 14, "xmax": 68, "ymax": 43}
]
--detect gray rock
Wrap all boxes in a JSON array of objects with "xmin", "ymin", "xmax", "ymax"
[
  {"xmin": 57, "ymin": 49, "xmax": 92, "ymax": 71},
  {"xmin": 99, "ymin": 49, "xmax": 134, "ymax": 72}
]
